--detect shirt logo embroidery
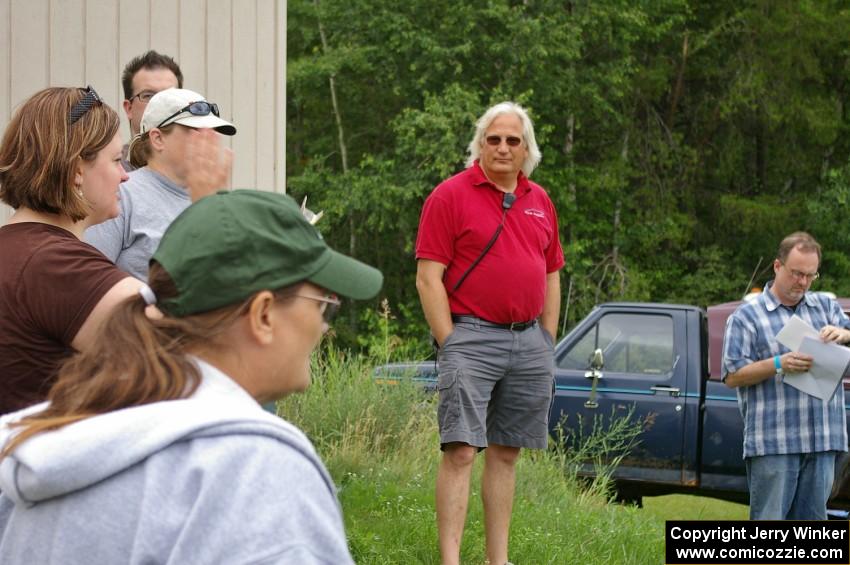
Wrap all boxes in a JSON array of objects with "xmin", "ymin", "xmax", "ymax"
[{"xmin": 524, "ymin": 208, "xmax": 545, "ymax": 218}]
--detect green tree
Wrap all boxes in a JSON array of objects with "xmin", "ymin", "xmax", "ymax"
[{"xmin": 287, "ymin": 0, "xmax": 850, "ymax": 348}]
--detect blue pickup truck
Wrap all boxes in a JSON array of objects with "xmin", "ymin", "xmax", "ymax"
[{"xmin": 375, "ymin": 298, "xmax": 850, "ymax": 512}]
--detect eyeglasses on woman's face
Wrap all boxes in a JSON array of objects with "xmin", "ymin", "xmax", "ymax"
[{"xmin": 295, "ymin": 293, "xmax": 341, "ymax": 323}]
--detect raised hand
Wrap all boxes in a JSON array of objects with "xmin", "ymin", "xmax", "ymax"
[{"xmin": 185, "ymin": 128, "xmax": 233, "ymax": 203}]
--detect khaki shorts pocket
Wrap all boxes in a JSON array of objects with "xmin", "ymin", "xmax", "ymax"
[{"xmin": 437, "ymin": 368, "xmax": 460, "ymax": 431}]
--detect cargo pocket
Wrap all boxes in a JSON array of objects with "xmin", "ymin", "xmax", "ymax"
[
  {"xmin": 437, "ymin": 368, "xmax": 461, "ymax": 432},
  {"xmin": 545, "ymin": 377, "xmax": 556, "ymax": 427}
]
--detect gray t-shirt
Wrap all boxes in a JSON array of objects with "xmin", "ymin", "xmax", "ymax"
[{"xmin": 85, "ymin": 167, "xmax": 190, "ymax": 281}]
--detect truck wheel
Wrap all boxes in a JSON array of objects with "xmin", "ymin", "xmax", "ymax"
[{"xmin": 614, "ymin": 492, "xmax": 643, "ymax": 508}]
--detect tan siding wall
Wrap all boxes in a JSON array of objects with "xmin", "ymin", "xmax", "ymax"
[
  {"xmin": 0, "ymin": 1, "xmax": 11, "ymax": 143},
  {"xmin": 0, "ymin": 0, "xmax": 287, "ymax": 224}
]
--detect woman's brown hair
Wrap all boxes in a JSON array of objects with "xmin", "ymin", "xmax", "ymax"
[
  {"xmin": 1, "ymin": 262, "xmax": 300, "ymax": 457},
  {"xmin": 127, "ymin": 123, "xmax": 177, "ymax": 168},
  {"xmin": 0, "ymin": 87, "xmax": 120, "ymax": 222}
]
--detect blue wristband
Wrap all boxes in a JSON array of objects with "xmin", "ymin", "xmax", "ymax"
[{"xmin": 774, "ymin": 355, "xmax": 782, "ymax": 372}]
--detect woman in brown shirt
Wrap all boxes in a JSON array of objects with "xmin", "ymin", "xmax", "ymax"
[
  {"xmin": 0, "ymin": 86, "xmax": 142, "ymax": 414},
  {"xmin": 0, "ymin": 87, "xmax": 229, "ymax": 415}
]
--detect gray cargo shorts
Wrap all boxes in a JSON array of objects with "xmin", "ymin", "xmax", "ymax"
[{"xmin": 436, "ymin": 319, "xmax": 556, "ymax": 450}]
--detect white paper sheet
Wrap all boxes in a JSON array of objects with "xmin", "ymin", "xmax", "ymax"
[
  {"xmin": 774, "ymin": 316, "xmax": 850, "ymax": 401},
  {"xmin": 775, "ymin": 315, "xmax": 820, "ymax": 352},
  {"xmin": 797, "ymin": 336, "xmax": 850, "ymax": 400}
]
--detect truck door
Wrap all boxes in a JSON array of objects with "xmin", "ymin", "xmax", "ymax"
[{"xmin": 551, "ymin": 308, "xmax": 689, "ymax": 485}]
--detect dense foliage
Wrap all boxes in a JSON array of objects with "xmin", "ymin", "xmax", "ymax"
[{"xmin": 288, "ymin": 0, "xmax": 850, "ymax": 349}]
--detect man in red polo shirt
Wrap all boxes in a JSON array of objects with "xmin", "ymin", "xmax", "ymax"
[{"xmin": 416, "ymin": 102, "xmax": 564, "ymax": 565}]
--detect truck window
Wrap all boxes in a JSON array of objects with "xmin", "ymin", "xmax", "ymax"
[{"xmin": 558, "ymin": 313, "xmax": 675, "ymax": 376}]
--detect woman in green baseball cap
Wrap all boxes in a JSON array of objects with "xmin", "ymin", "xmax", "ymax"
[{"xmin": 0, "ymin": 190, "xmax": 383, "ymax": 564}]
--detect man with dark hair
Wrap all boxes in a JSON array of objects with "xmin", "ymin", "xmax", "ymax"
[
  {"xmin": 120, "ymin": 50, "xmax": 183, "ymax": 171},
  {"xmin": 723, "ymin": 231, "xmax": 850, "ymax": 520},
  {"xmin": 416, "ymin": 102, "xmax": 563, "ymax": 565}
]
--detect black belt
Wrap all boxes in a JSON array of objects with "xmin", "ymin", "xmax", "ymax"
[{"xmin": 451, "ymin": 315, "xmax": 537, "ymax": 331}]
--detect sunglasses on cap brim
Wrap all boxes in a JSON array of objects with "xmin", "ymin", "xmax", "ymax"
[{"xmin": 156, "ymin": 101, "xmax": 221, "ymax": 129}]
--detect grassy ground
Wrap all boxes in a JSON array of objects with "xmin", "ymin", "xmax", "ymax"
[
  {"xmin": 276, "ymin": 345, "xmax": 746, "ymax": 564},
  {"xmin": 643, "ymin": 494, "xmax": 748, "ymax": 522}
]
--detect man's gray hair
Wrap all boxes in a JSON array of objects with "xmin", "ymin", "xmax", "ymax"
[{"xmin": 466, "ymin": 101, "xmax": 542, "ymax": 177}]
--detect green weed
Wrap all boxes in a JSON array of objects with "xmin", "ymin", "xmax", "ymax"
[{"xmin": 276, "ymin": 341, "xmax": 736, "ymax": 563}]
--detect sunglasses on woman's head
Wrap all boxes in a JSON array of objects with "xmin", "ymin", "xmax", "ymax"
[
  {"xmin": 156, "ymin": 101, "xmax": 220, "ymax": 129},
  {"xmin": 69, "ymin": 86, "xmax": 102, "ymax": 126}
]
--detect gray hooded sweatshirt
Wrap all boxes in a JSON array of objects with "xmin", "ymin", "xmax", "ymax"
[{"xmin": 0, "ymin": 359, "xmax": 354, "ymax": 564}]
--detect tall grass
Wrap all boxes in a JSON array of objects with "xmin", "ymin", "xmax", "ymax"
[
  {"xmin": 279, "ymin": 344, "xmax": 435, "ymax": 471},
  {"xmin": 276, "ymin": 342, "xmax": 672, "ymax": 563}
]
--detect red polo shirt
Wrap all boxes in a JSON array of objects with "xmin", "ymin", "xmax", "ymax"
[{"xmin": 416, "ymin": 161, "xmax": 565, "ymax": 323}]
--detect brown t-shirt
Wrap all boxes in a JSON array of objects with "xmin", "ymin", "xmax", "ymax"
[{"xmin": 0, "ymin": 222, "xmax": 129, "ymax": 415}]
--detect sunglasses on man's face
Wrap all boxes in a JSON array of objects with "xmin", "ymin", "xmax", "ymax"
[
  {"xmin": 156, "ymin": 101, "xmax": 220, "ymax": 129},
  {"xmin": 485, "ymin": 135, "xmax": 522, "ymax": 147}
]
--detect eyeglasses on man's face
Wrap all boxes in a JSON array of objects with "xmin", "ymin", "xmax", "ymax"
[
  {"xmin": 295, "ymin": 293, "xmax": 341, "ymax": 323},
  {"xmin": 781, "ymin": 262, "xmax": 820, "ymax": 282},
  {"xmin": 128, "ymin": 90, "xmax": 158, "ymax": 104},
  {"xmin": 484, "ymin": 135, "xmax": 522, "ymax": 147},
  {"xmin": 156, "ymin": 101, "xmax": 220, "ymax": 129}
]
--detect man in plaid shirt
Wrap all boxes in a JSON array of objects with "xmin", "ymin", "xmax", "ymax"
[{"xmin": 723, "ymin": 232, "xmax": 850, "ymax": 520}]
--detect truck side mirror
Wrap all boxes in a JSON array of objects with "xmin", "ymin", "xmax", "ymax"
[{"xmin": 589, "ymin": 348, "xmax": 604, "ymax": 370}]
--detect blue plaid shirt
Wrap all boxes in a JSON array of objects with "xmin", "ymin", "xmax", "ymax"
[{"xmin": 722, "ymin": 283, "xmax": 850, "ymax": 458}]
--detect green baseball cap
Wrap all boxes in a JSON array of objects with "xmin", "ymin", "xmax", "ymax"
[{"xmin": 151, "ymin": 189, "xmax": 383, "ymax": 317}]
